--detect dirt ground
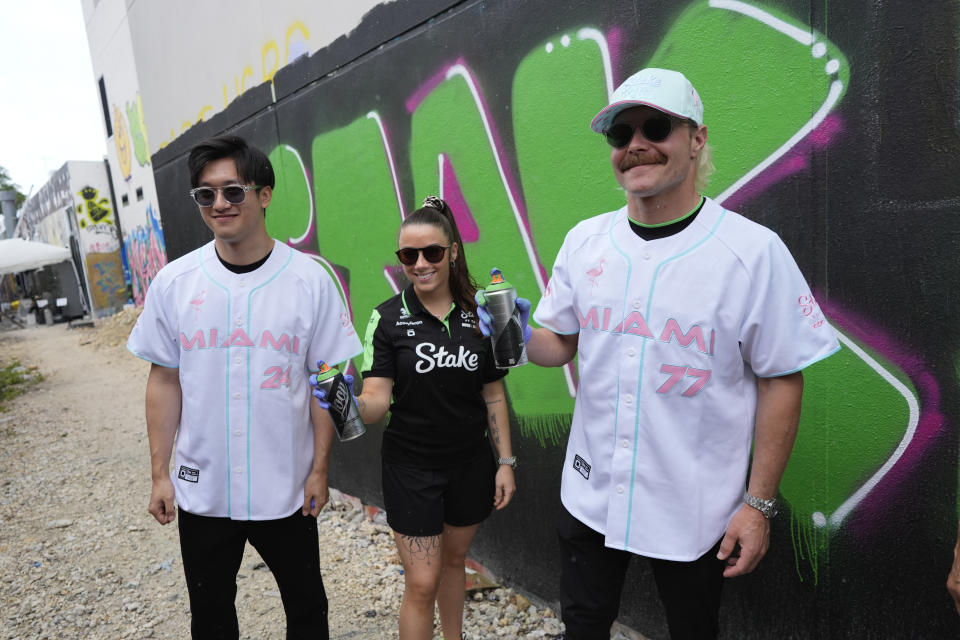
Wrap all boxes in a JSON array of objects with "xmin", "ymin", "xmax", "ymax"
[{"xmin": 0, "ymin": 316, "xmax": 406, "ymax": 639}]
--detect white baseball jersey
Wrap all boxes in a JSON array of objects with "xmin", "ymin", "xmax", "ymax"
[
  {"xmin": 127, "ymin": 239, "xmax": 362, "ymax": 520},
  {"xmin": 534, "ymin": 197, "xmax": 840, "ymax": 561}
]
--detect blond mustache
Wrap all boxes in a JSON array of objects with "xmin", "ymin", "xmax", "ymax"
[{"xmin": 620, "ymin": 152, "xmax": 665, "ymax": 171}]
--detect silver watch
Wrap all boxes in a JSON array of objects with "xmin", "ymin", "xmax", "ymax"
[
  {"xmin": 744, "ymin": 493, "xmax": 778, "ymax": 519},
  {"xmin": 498, "ymin": 456, "xmax": 518, "ymax": 469}
]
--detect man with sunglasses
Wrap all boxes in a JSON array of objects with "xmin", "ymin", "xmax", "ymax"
[
  {"xmin": 127, "ymin": 135, "xmax": 361, "ymax": 639},
  {"xmin": 480, "ymin": 68, "xmax": 839, "ymax": 638}
]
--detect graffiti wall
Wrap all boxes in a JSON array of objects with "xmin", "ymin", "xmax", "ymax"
[
  {"xmin": 150, "ymin": 0, "xmax": 960, "ymax": 637},
  {"xmin": 18, "ymin": 161, "xmax": 127, "ymax": 317},
  {"xmin": 66, "ymin": 162, "xmax": 128, "ymax": 316}
]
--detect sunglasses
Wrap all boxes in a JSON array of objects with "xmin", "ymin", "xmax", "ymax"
[
  {"xmin": 604, "ymin": 115, "xmax": 678, "ymax": 148},
  {"xmin": 188, "ymin": 184, "xmax": 260, "ymax": 207},
  {"xmin": 395, "ymin": 244, "xmax": 449, "ymax": 266}
]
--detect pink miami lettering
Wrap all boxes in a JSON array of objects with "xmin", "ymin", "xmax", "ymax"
[
  {"xmin": 576, "ymin": 306, "xmax": 714, "ymax": 355},
  {"xmin": 179, "ymin": 328, "xmax": 301, "ymax": 354}
]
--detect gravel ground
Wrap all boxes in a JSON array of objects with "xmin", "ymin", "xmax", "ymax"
[{"xmin": 0, "ymin": 321, "xmax": 585, "ymax": 639}]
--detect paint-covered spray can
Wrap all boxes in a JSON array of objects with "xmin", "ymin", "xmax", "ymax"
[
  {"xmin": 483, "ymin": 268, "xmax": 528, "ymax": 369},
  {"xmin": 313, "ymin": 363, "xmax": 366, "ymax": 441}
]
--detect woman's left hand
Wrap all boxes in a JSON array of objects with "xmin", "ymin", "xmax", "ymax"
[{"xmin": 493, "ymin": 465, "xmax": 516, "ymax": 510}]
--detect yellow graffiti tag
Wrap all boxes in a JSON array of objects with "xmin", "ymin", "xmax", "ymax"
[{"xmin": 113, "ymin": 104, "xmax": 132, "ymax": 180}]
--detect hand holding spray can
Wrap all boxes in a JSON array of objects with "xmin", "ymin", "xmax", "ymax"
[
  {"xmin": 483, "ymin": 268, "xmax": 528, "ymax": 369},
  {"xmin": 313, "ymin": 363, "xmax": 366, "ymax": 441}
]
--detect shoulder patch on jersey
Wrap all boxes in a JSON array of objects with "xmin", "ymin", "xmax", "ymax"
[
  {"xmin": 573, "ymin": 454, "xmax": 591, "ymax": 480},
  {"xmin": 177, "ymin": 465, "xmax": 199, "ymax": 483}
]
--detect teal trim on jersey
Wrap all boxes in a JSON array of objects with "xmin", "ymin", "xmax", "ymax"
[
  {"xmin": 628, "ymin": 196, "xmax": 705, "ymax": 228},
  {"xmin": 125, "ymin": 345, "xmax": 179, "ymax": 368},
  {"xmin": 198, "ymin": 249, "xmax": 234, "ymax": 518},
  {"xmin": 532, "ymin": 319, "xmax": 580, "ymax": 336},
  {"xmin": 244, "ymin": 246, "xmax": 294, "ymax": 519},
  {"xmin": 761, "ymin": 344, "xmax": 842, "ymax": 378},
  {"xmin": 620, "ymin": 208, "xmax": 728, "ymax": 549},
  {"xmin": 607, "ymin": 211, "xmax": 634, "ymax": 450},
  {"xmin": 361, "ymin": 309, "xmax": 382, "ymax": 373}
]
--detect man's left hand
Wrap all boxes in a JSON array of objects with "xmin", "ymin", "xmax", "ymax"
[
  {"xmin": 717, "ymin": 504, "xmax": 770, "ymax": 577},
  {"xmin": 302, "ymin": 469, "xmax": 329, "ymax": 517}
]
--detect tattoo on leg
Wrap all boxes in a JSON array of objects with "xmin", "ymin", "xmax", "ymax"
[{"xmin": 399, "ymin": 534, "xmax": 441, "ymax": 564}]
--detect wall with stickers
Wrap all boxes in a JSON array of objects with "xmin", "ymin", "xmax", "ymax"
[
  {"xmin": 17, "ymin": 161, "xmax": 126, "ymax": 316},
  {"xmin": 145, "ymin": 0, "xmax": 960, "ymax": 637}
]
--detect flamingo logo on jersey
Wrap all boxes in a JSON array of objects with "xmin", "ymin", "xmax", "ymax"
[
  {"xmin": 189, "ymin": 290, "xmax": 206, "ymax": 320},
  {"xmin": 586, "ymin": 259, "xmax": 606, "ymax": 295}
]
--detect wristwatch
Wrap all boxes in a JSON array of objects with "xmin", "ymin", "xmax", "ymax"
[
  {"xmin": 744, "ymin": 493, "xmax": 778, "ymax": 519},
  {"xmin": 497, "ymin": 456, "xmax": 518, "ymax": 469}
]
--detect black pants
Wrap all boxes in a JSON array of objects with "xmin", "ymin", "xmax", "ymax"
[
  {"xmin": 557, "ymin": 506, "xmax": 725, "ymax": 640},
  {"xmin": 177, "ymin": 508, "xmax": 329, "ymax": 639}
]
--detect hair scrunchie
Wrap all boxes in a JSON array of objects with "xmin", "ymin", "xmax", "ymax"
[{"xmin": 422, "ymin": 195, "xmax": 445, "ymax": 211}]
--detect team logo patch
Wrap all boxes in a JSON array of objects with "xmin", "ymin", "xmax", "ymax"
[
  {"xmin": 407, "ymin": 329, "xmax": 416, "ymax": 337},
  {"xmin": 797, "ymin": 294, "xmax": 826, "ymax": 329},
  {"xmin": 177, "ymin": 465, "xmax": 199, "ymax": 483},
  {"xmin": 572, "ymin": 454, "xmax": 591, "ymax": 480}
]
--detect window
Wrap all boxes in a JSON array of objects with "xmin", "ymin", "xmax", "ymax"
[
  {"xmin": 121, "ymin": 194, "xmax": 129, "ymax": 206},
  {"xmin": 136, "ymin": 187, "xmax": 143, "ymax": 201},
  {"xmin": 98, "ymin": 77, "xmax": 112, "ymax": 137}
]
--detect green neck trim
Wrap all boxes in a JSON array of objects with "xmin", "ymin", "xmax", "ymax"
[
  {"xmin": 439, "ymin": 302, "xmax": 455, "ymax": 336},
  {"xmin": 629, "ymin": 196, "xmax": 705, "ymax": 228}
]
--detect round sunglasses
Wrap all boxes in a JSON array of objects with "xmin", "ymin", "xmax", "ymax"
[
  {"xmin": 395, "ymin": 244, "xmax": 449, "ymax": 266},
  {"xmin": 604, "ymin": 114, "xmax": 678, "ymax": 148},
  {"xmin": 188, "ymin": 184, "xmax": 261, "ymax": 207}
]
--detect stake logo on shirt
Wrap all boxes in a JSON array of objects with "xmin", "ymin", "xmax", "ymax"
[{"xmin": 415, "ymin": 342, "xmax": 479, "ymax": 373}]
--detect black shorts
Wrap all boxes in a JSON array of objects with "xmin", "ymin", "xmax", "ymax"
[{"xmin": 382, "ymin": 449, "xmax": 495, "ymax": 537}]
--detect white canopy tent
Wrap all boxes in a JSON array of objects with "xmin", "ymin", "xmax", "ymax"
[{"xmin": 0, "ymin": 238, "xmax": 72, "ymax": 275}]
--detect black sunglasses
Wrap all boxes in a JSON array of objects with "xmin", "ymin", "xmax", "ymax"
[
  {"xmin": 604, "ymin": 115, "xmax": 677, "ymax": 148},
  {"xmin": 395, "ymin": 244, "xmax": 449, "ymax": 266},
  {"xmin": 188, "ymin": 184, "xmax": 260, "ymax": 207}
]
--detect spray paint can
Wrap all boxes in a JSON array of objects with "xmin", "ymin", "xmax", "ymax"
[
  {"xmin": 483, "ymin": 268, "xmax": 528, "ymax": 369},
  {"xmin": 313, "ymin": 363, "xmax": 366, "ymax": 441}
]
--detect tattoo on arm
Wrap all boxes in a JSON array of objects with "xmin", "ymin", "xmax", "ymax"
[
  {"xmin": 399, "ymin": 534, "xmax": 441, "ymax": 564},
  {"xmin": 487, "ymin": 397, "xmax": 503, "ymax": 444},
  {"xmin": 357, "ymin": 397, "xmax": 367, "ymax": 415},
  {"xmin": 489, "ymin": 413, "xmax": 501, "ymax": 444}
]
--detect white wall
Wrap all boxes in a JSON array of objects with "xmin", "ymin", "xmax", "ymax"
[
  {"xmin": 124, "ymin": 0, "xmax": 390, "ymax": 154},
  {"xmin": 80, "ymin": 0, "xmax": 391, "ymax": 304}
]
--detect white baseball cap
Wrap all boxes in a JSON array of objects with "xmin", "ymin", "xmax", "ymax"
[{"xmin": 590, "ymin": 68, "xmax": 704, "ymax": 133}]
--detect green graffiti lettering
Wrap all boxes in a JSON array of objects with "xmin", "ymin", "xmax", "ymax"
[{"xmin": 409, "ymin": 66, "xmax": 574, "ymax": 442}]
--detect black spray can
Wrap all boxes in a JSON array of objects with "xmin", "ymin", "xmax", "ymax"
[
  {"xmin": 314, "ymin": 363, "xmax": 365, "ymax": 441},
  {"xmin": 483, "ymin": 268, "xmax": 528, "ymax": 369}
]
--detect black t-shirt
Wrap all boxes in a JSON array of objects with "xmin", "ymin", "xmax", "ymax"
[{"xmin": 361, "ymin": 284, "xmax": 507, "ymax": 467}]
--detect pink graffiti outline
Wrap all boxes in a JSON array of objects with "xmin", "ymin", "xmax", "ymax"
[
  {"xmin": 708, "ymin": 0, "xmax": 846, "ymax": 205},
  {"xmin": 406, "ymin": 59, "xmax": 545, "ymax": 291},
  {"xmin": 407, "ymin": 59, "xmax": 579, "ymax": 397},
  {"xmin": 279, "ymin": 144, "xmax": 315, "ymax": 246},
  {"xmin": 818, "ymin": 299, "xmax": 944, "ymax": 535}
]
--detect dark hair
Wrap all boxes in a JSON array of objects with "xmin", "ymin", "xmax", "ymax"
[
  {"xmin": 401, "ymin": 196, "xmax": 478, "ymax": 315},
  {"xmin": 187, "ymin": 135, "xmax": 275, "ymax": 190}
]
